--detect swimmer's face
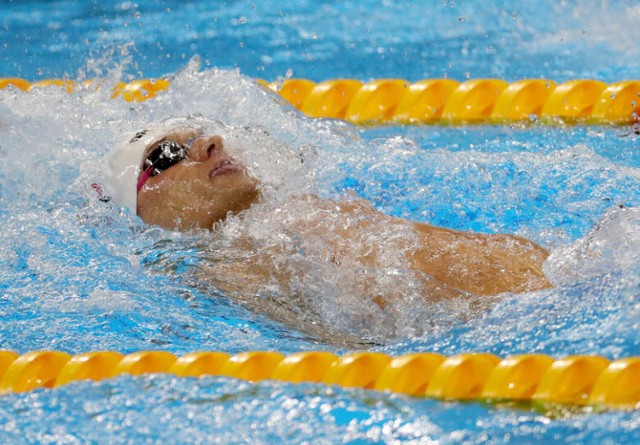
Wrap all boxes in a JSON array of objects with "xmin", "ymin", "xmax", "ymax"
[{"xmin": 136, "ymin": 129, "xmax": 260, "ymax": 230}]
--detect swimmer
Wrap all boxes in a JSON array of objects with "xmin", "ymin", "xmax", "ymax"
[{"xmin": 108, "ymin": 118, "xmax": 552, "ymax": 315}]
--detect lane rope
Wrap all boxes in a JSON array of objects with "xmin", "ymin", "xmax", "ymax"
[
  {"xmin": 3, "ymin": 77, "xmax": 638, "ymax": 409},
  {"xmin": 0, "ymin": 350, "xmax": 638, "ymax": 410},
  {"xmin": 2, "ymin": 77, "xmax": 639, "ymax": 125}
]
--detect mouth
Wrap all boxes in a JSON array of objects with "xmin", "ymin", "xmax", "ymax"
[{"xmin": 208, "ymin": 158, "xmax": 245, "ymax": 178}]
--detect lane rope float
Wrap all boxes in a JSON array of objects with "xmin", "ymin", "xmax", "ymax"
[
  {"xmin": 1, "ymin": 77, "xmax": 639, "ymax": 125},
  {"xmin": 0, "ymin": 350, "xmax": 639, "ymax": 410}
]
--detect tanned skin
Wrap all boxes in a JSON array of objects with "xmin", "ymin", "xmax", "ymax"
[{"xmin": 136, "ymin": 131, "xmax": 552, "ymax": 301}]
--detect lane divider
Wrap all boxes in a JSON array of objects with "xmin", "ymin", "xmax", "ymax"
[
  {"xmin": 0, "ymin": 350, "xmax": 638, "ymax": 410},
  {"xmin": 2, "ymin": 77, "xmax": 639, "ymax": 125}
]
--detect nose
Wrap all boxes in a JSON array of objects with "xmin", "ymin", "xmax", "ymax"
[{"xmin": 188, "ymin": 135, "xmax": 224, "ymax": 162}]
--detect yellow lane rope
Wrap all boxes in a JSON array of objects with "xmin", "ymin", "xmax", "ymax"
[
  {"xmin": 2, "ymin": 77, "xmax": 639, "ymax": 125},
  {"xmin": 0, "ymin": 350, "xmax": 638, "ymax": 410}
]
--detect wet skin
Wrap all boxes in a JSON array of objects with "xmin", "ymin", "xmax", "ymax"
[
  {"xmin": 136, "ymin": 132, "xmax": 551, "ymax": 297},
  {"xmin": 137, "ymin": 131, "xmax": 260, "ymax": 231}
]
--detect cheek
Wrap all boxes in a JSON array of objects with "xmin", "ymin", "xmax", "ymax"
[
  {"xmin": 137, "ymin": 166, "xmax": 196, "ymax": 210},
  {"xmin": 137, "ymin": 177, "xmax": 221, "ymax": 229},
  {"xmin": 137, "ymin": 183, "xmax": 173, "ymax": 227}
]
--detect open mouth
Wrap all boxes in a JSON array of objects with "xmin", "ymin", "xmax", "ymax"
[{"xmin": 209, "ymin": 158, "xmax": 245, "ymax": 178}]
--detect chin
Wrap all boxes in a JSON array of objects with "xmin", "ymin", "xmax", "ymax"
[{"xmin": 202, "ymin": 183, "xmax": 260, "ymax": 226}]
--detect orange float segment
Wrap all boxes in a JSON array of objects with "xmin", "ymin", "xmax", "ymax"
[
  {"xmin": 111, "ymin": 81, "xmax": 126, "ymax": 99},
  {"xmin": 490, "ymin": 79, "xmax": 557, "ymax": 122},
  {"xmin": 425, "ymin": 353, "xmax": 501, "ymax": 400},
  {"xmin": 0, "ymin": 351, "xmax": 19, "ymax": 380},
  {"xmin": 219, "ymin": 351, "xmax": 285, "ymax": 382},
  {"xmin": 393, "ymin": 79, "xmax": 460, "ymax": 124},
  {"xmin": 75, "ymin": 79, "xmax": 97, "ymax": 91},
  {"xmin": 53, "ymin": 351, "xmax": 124, "ymax": 387},
  {"xmin": 322, "ymin": 352, "xmax": 392, "ymax": 389},
  {"xmin": 532, "ymin": 355, "xmax": 610, "ymax": 405},
  {"xmin": 591, "ymin": 81, "xmax": 640, "ymax": 124},
  {"xmin": 441, "ymin": 79, "xmax": 509, "ymax": 123},
  {"xmin": 272, "ymin": 351, "xmax": 338, "ymax": 383},
  {"xmin": 169, "ymin": 351, "xmax": 231, "ymax": 377},
  {"xmin": 0, "ymin": 351, "xmax": 72, "ymax": 393},
  {"xmin": 300, "ymin": 79, "xmax": 364, "ymax": 119},
  {"xmin": 139, "ymin": 78, "xmax": 171, "ymax": 97},
  {"xmin": 112, "ymin": 78, "xmax": 171, "ymax": 102},
  {"xmin": 540, "ymin": 79, "xmax": 608, "ymax": 120},
  {"xmin": 589, "ymin": 358, "xmax": 640, "ymax": 408},
  {"xmin": 0, "ymin": 78, "xmax": 31, "ymax": 91},
  {"xmin": 374, "ymin": 352, "xmax": 446, "ymax": 396},
  {"xmin": 30, "ymin": 79, "xmax": 76, "ymax": 93},
  {"xmin": 112, "ymin": 351, "xmax": 177, "ymax": 376},
  {"xmin": 345, "ymin": 79, "xmax": 408, "ymax": 124},
  {"xmin": 271, "ymin": 79, "xmax": 316, "ymax": 110},
  {"xmin": 481, "ymin": 354, "xmax": 554, "ymax": 400}
]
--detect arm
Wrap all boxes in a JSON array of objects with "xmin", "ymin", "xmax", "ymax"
[{"xmin": 408, "ymin": 222, "xmax": 552, "ymax": 296}]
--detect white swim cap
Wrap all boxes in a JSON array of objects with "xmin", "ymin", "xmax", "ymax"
[{"xmin": 107, "ymin": 118, "xmax": 197, "ymax": 213}]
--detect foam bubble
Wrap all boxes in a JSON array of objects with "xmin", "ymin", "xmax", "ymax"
[{"xmin": 544, "ymin": 205, "xmax": 640, "ymax": 286}]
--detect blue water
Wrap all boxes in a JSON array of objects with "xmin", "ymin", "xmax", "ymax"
[
  {"xmin": 3, "ymin": 0, "xmax": 640, "ymax": 82},
  {"xmin": 2, "ymin": 0, "xmax": 640, "ymax": 443}
]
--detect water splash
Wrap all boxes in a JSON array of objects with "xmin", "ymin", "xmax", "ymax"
[{"xmin": 2, "ymin": 61, "xmax": 640, "ymax": 351}]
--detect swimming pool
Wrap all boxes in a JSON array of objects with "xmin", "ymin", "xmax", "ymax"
[{"xmin": 2, "ymin": 0, "xmax": 640, "ymax": 442}]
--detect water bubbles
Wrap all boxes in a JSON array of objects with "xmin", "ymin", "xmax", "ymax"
[
  {"xmin": 3, "ymin": 59, "xmax": 640, "ymax": 354},
  {"xmin": 116, "ymin": 2, "xmax": 134, "ymax": 12},
  {"xmin": 233, "ymin": 16, "xmax": 248, "ymax": 25}
]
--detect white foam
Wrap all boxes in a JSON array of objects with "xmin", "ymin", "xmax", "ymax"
[
  {"xmin": 544, "ymin": 205, "xmax": 640, "ymax": 286},
  {"xmin": 2, "ymin": 59, "xmax": 639, "ymax": 343}
]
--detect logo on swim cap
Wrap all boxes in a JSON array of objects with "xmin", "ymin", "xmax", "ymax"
[{"xmin": 130, "ymin": 130, "xmax": 149, "ymax": 143}]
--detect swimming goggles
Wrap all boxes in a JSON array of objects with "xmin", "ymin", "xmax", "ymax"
[{"xmin": 137, "ymin": 139, "xmax": 190, "ymax": 192}]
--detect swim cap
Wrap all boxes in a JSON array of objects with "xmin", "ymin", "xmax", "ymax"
[{"xmin": 107, "ymin": 119, "xmax": 195, "ymax": 213}]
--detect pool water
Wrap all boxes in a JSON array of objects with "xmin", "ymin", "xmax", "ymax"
[{"xmin": 2, "ymin": 0, "xmax": 640, "ymax": 443}]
